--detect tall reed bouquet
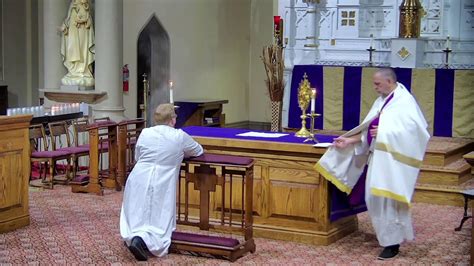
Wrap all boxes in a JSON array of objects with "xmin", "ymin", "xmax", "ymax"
[{"xmin": 261, "ymin": 45, "xmax": 285, "ymax": 131}]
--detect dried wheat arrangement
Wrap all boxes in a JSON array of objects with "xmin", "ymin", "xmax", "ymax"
[{"xmin": 261, "ymin": 45, "xmax": 285, "ymax": 102}]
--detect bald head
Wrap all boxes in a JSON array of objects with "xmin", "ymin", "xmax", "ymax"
[
  {"xmin": 374, "ymin": 68, "xmax": 397, "ymax": 83},
  {"xmin": 372, "ymin": 68, "xmax": 398, "ymax": 97}
]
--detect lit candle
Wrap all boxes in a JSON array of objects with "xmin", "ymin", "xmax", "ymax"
[
  {"xmin": 446, "ymin": 35, "xmax": 450, "ymax": 49},
  {"xmin": 169, "ymin": 80, "xmax": 174, "ymax": 104},
  {"xmin": 370, "ymin": 34, "xmax": 374, "ymax": 48},
  {"xmin": 311, "ymin": 88, "xmax": 316, "ymax": 113}
]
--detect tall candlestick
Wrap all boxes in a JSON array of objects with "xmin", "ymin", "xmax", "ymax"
[
  {"xmin": 310, "ymin": 88, "xmax": 316, "ymax": 112},
  {"xmin": 169, "ymin": 81, "xmax": 174, "ymax": 104},
  {"xmin": 274, "ymin": 16, "xmax": 283, "ymax": 47}
]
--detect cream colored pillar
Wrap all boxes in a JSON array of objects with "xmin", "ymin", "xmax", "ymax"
[
  {"xmin": 43, "ymin": 0, "xmax": 68, "ymax": 90},
  {"xmin": 92, "ymin": 0, "xmax": 126, "ymax": 121}
]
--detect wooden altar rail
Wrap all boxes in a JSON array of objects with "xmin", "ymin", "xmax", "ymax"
[
  {"xmin": 71, "ymin": 121, "xmax": 119, "ymax": 195},
  {"xmin": 171, "ymin": 154, "xmax": 255, "ymax": 261}
]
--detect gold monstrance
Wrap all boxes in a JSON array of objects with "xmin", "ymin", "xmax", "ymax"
[{"xmin": 295, "ymin": 73, "xmax": 312, "ymax": 137}]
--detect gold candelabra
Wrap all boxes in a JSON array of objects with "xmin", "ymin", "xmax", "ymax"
[{"xmin": 295, "ymin": 73, "xmax": 320, "ymax": 142}]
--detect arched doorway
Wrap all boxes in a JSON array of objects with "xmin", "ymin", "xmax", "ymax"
[{"xmin": 137, "ymin": 15, "xmax": 170, "ymax": 127}]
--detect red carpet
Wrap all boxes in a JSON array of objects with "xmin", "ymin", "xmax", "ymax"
[{"xmin": 0, "ymin": 185, "xmax": 470, "ymax": 264}]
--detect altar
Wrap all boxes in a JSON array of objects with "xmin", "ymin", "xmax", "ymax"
[{"xmin": 182, "ymin": 126, "xmax": 358, "ymax": 245}]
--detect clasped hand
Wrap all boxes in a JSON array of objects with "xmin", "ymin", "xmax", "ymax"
[{"xmin": 369, "ymin": 125, "xmax": 378, "ymax": 138}]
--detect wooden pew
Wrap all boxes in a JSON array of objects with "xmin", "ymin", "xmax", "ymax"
[
  {"xmin": 170, "ymin": 153, "xmax": 256, "ymax": 262},
  {"xmin": 71, "ymin": 121, "xmax": 118, "ymax": 195}
]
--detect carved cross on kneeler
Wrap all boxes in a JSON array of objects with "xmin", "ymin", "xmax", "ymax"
[{"xmin": 188, "ymin": 164, "xmax": 226, "ymax": 230}]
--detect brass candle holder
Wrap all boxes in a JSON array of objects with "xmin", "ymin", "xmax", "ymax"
[
  {"xmin": 295, "ymin": 73, "xmax": 312, "ymax": 138},
  {"xmin": 304, "ymin": 111, "xmax": 321, "ymax": 143},
  {"xmin": 141, "ymin": 73, "xmax": 149, "ymax": 122}
]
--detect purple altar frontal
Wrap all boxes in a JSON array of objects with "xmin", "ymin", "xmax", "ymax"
[
  {"xmin": 182, "ymin": 126, "xmax": 337, "ymax": 145},
  {"xmin": 183, "ymin": 126, "xmax": 366, "ymax": 222}
]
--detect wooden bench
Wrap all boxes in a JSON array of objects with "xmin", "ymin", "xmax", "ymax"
[{"xmin": 171, "ymin": 153, "xmax": 256, "ymax": 261}]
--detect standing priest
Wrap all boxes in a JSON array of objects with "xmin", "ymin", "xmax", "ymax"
[
  {"xmin": 315, "ymin": 68, "xmax": 430, "ymax": 260},
  {"xmin": 120, "ymin": 103, "xmax": 203, "ymax": 261}
]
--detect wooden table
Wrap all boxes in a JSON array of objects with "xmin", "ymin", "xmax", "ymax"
[
  {"xmin": 175, "ymin": 99, "xmax": 228, "ymax": 128},
  {"xmin": 183, "ymin": 126, "xmax": 357, "ymax": 245}
]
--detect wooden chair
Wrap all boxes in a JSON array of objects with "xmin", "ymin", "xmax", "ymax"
[
  {"xmin": 117, "ymin": 118, "xmax": 145, "ymax": 186},
  {"xmin": 29, "ymin": 124, "xmax": 48, "ymax": 183},
  {"xmin": 91, "ymin": 117, "xmax": 113, "ymax": 176},
  {"xmin": 29, "ymin": 124, "xmax": 73, "ymax": 189},
  {"xmin": 171, "ymin": 153, "xmax": 255, "ymax": 262},
  {"xmin": 69, "ymin": 118, "xmax": 91, "ymax": 184},
  {"xmin": 48, "ymin": 121, "xmax": 89, "ymax": 184}
]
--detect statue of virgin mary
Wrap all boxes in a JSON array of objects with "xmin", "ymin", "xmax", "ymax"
[{"xmin": 60, "ymin": 0, "xmax": 95, "ymax": 87}]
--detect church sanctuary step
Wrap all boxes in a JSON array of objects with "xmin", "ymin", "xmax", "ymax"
[
  {"xmin": 414, "ymin": 178, "xmax": 474, "ymax": 207},
  {"xmin": 423, "ymin": 137, "xmax": 474, "ymax": 167},
  {"xmin": 419, "ymin": 157, "xmax": 472, "ymax": 186}
]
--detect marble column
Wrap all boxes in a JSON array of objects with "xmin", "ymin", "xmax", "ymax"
[
  {"xmin": 93, "ymin": 0, "xmax": 126, "ymax": 121},
  {"xmin": 43, "ymin": 0, "xmax": 68, "ymax": 94}
]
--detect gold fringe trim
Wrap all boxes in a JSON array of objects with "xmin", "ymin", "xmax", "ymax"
[
  {"xmin": 371, "ymin": 187, "xmax": 411, "ymax": 206},
  {"xmin": 375, "ymin": 142, "xmax": 423, "ymax": 168},
  {"xmin": 314, "ymin": 163, "xmax": 352, "ymax": 195}
]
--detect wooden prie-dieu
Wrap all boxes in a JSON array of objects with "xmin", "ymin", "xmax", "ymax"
[
  {"xmin": 170, "ymin": 153, "xmax": 256, "ymax": 262},
  {"xmin": 117, "ymin": 118, "xmax": 145, "ymax": 186},
  {"xmin": 71, "ymin": 121, "xmax": 119, "ymax": 195}
]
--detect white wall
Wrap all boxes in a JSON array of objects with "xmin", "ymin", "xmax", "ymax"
[
  {"xmin": 6, "ymin": 0, "xmax": 275, "ymax": 123},
  {"xmin": 123, "ymin": 0, "xmax": 253, "ymax": 123},
  {"xmin": 248, "ymin": 0, "xmax": 274, "ymax": 123},
  {"xmin": 2, "ymin": 0, "xmax": 27, "ymax": 107},
  {"xmin": 1, "ymin": 0, "xmax": 39, "ymax": 108}
]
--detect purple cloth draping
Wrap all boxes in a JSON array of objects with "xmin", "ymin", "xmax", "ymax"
[
  {"xmin": 329, "ymin": 166, "xmax": 368, "ymax": 221},
  {"xmin": 434, "ymin": 69, "xmax": 455, "ymax": 137},
  {"xmin": 175, "ymin": 102, "xmax": 200, "ymax": 128},
  {"xmin": 182, "ymin": 126, "xmax": 337, "ymax": 144}
]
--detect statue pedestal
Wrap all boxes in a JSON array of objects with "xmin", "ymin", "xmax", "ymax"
[
  {"xmin": 390, "ymin": 38, "xmax": 425, "ymax": 68},
  {"xmin": 61, "ymin": 85, "xmax": 94, "ymax": 91},
  {"xmin": 39, "ymin": 88, "xmax": 106, "ymax": 104}
]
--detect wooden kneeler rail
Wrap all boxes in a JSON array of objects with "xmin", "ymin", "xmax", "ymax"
[
  {"xmin": 170, "ymin": 154, "xmax": 256, "ymax": 262},
  {"xmin": 71, "ymin": 121, "xmax": 119, "ymax": 195},
  {"xmin": 117, "ymin": 118, "xmax": 145, "ymax": 187}
]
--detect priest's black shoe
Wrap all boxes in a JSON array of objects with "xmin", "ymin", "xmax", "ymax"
[
  {"xmin": 128, "ymin": 236, "xmax": 148, "ymax": 261},
  {"xmin": 377, "ymin": 244, "xmax": 399, "ymax": 260}
]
